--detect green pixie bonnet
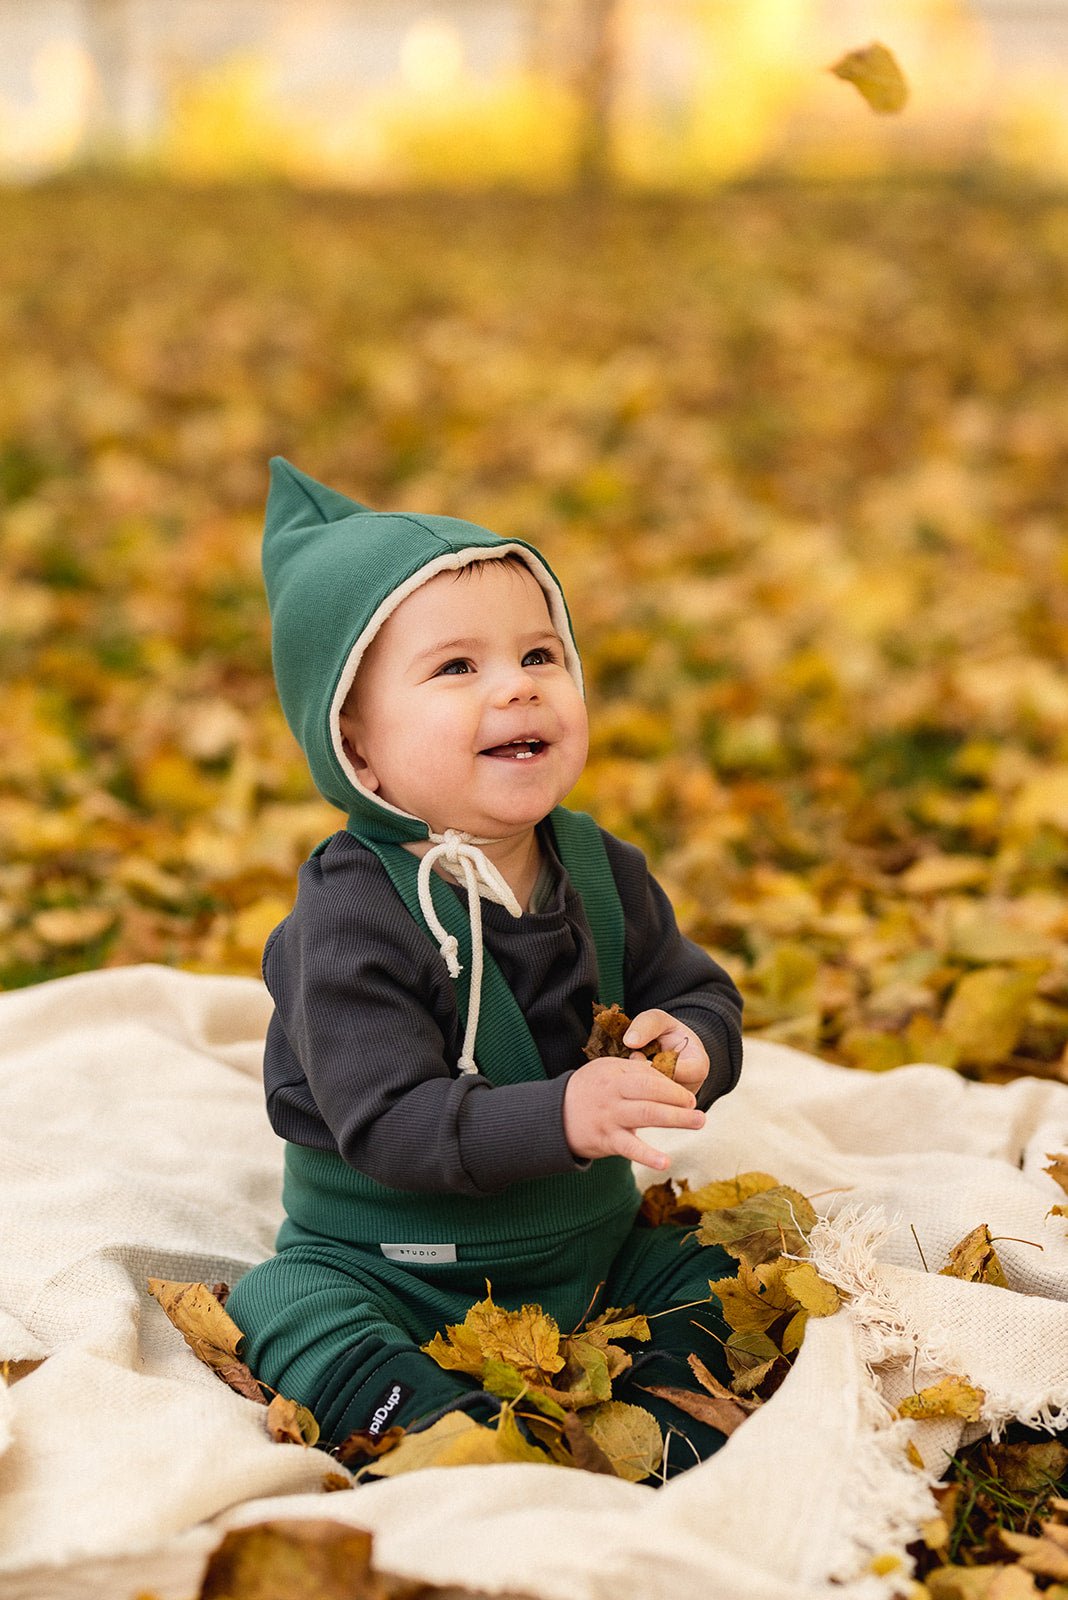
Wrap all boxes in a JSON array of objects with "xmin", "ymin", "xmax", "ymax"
[{"xmin": 262, "ymin": 457, "xmax": 583, "ymax": 845}]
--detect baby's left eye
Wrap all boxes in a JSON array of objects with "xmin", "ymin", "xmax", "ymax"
[{"xmin": 522, "ymin": 647, "xmax": 557, "ymax": 667}]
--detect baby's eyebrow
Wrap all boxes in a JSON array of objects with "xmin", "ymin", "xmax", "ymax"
[{"xmin": 412, "ymin": 629, "xmax": 561, "ymax": 665}]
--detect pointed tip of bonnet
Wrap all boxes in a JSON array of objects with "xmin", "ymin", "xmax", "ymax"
[{"xmin": 266, "ymin": 457, "xmax": 374, "ymax": 535}]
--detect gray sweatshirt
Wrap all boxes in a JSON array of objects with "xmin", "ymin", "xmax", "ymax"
[{"xmin": 262, "ymin": 822, "xmax": 743, "ymax": 1198}]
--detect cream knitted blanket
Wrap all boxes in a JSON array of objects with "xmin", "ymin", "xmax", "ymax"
[{"xmin": 1, "ymin": 965, "xmax": 1067, "ymax": 1600}]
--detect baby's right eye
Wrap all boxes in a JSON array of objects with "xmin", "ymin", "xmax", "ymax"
[{"xmin": 437, "ymin": 659, "xmax": 471, "ymax": 676}]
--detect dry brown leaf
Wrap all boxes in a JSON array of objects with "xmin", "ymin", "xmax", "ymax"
[
  {"xmin": 582, "ymin": 1400, "xmax": 662, "ymax": 1484},
  {"xmin": 639, "ymin": 1381, "xmax": 752, "ymax": 1437},
  {"xmin": 265, "ymin": 1394, "xmax": 320, "ymax": 1448},
  {"xmin": 940, "ymin": 1224, "xmax": 1008, "ymax": 1287},
  {"xmin": 320, "ymin": 1472, "xmax": 353, "ymax": 1493},
  {"xmin": 560, "ymin": 1410, "xmax": 618, "ymax": 1475},
  {"xmin": 1046, "ymin": 1152, "xmax": 1068, "ymax": 1197},
  {"xmin": 829, "ymin": 42, "xmax": 909, "ymax": 113},
  {"xmin": 198, "ymin": 1520, "xmax": 374, "ymax": 1600},
  {"xmin": 147, "ymin": 1278, "xmax": 266, "ymax": 1404},
  {"xmin": 638, "ymin": 1178, "xmax": 699, "ymax": 1227},
  {"xmin": 333, "ymin": 1425, "xmax": 406, "ymax": 1467},
  {"xmin": 697, "ymin": 1185, "xmax": 817, "ymax": 1269},
  {"xmin": 897, "ymin": 1376, "xmax": 986, "ymax": 1422},
  {"xmin": 986, "ymin": 1439, "xmax": 1068, "ymax": 1493}
]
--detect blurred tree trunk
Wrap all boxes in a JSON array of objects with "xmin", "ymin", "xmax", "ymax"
[
  {"xmin": 528, "ymin": 0, "xmax": 621, "ymax": 191},
  {"xmin": 573, "ymin": 0, "xmax": 621, "ymax": 192},
  {"xmin": 82, "ymin": 0, "xmax": 134, "ymax": 158}
]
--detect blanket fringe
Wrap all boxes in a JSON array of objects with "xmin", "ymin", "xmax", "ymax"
[{"xmin": 804, "ymin": 1205, "xmax": 1068, "ymax": 1596}]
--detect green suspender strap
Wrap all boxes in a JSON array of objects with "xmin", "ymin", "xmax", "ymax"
[
  {"xmin": 353, "ymin": 805, "xmax": 625, "ymax": 1087},
  {"xmin": 279, "ymin": 805, "xmax": 639, "ymax": 1249}
]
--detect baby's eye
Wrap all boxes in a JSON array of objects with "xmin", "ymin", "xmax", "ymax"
[
  {"xmin": 436, "ymin": 659, "xmax": 471, "ymax": 676},
  {"xmin": 522, "ymin": 646, "xmax": 558, "ymax": 667}
]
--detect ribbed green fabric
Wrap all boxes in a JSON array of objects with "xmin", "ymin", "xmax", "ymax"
[{"xmin": 281, "ymin": 1143, "xmax": 639, "ymax": 1248}]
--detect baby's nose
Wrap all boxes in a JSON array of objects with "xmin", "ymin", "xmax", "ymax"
[{"xmin": 496, "ymin": 666, "xmax": 540, "ymax": 703}]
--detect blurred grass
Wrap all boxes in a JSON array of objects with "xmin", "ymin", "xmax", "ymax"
[{"xmin": 3, "ymin": 173, "xmax": 1068, "ymax": 1079}]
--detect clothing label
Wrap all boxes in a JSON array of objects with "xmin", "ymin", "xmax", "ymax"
[
  {"xmin": 363, "ymin": 1379, "xmax": 414, "ymax": 1438},
  {"xmin": 380, "ymin": 1241, "xmax": 458, "ymax": 1263}
]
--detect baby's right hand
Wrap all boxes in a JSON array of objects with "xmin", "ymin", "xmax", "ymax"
[{"xmin": 562, "ymin": 1057, "xmax": 705, "ymax": 1171}]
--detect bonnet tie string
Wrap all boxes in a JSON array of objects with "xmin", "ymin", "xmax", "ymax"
[{"xmin": 415, "ymin": 829, "xmax": 523, "ymax": 1074}]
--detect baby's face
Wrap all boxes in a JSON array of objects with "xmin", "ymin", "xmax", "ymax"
[{"xmin": 339, "ymin": 558, "xmax": 588, "ymax": 841}]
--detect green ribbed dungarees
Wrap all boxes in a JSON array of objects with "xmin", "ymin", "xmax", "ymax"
[{"xmin": 228, "ymin": 809, "xmax": 734, "ymax": 1476}]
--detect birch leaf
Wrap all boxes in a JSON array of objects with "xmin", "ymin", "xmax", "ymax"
[
  {"xmin": 940, "ymin": 1224, "xmax": 1008, "ymax": 1287},
  {"xmin": 697, "ymin": 1186, "xmax": 816, "ymax": 1268},
  {"xmin": 583, "ymin": 1401, "xmax": 663, "ymax": 1483},
  {"xmin": 147, "ymin": 1278, "xmax": 266, "ymax": 1404},
  {"xmin": 829, "ymin": 42, "xmax": 909, "ymax": 113},
  {"xmin": 782, "ymin": 1260, "xmax": 842, "ymax": 1316},
  {"xmin": 898, "ymin": 1377, "xmax": 986, "ymax": 1422}
]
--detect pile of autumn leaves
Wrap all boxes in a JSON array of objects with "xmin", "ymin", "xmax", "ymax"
[
  {"xmin": 151, "ymin": 1153, "xmax": 1068, "ymax": 1490},
  {"xmin": 150, "ymin": 1166, "xmax": 841, "ymax": 1485}
]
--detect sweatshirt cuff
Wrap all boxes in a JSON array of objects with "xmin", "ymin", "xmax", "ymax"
[
  {"xmin": 457, "ymin": 1072, "xmax": 586, "ymax": 1194},
  {"xmin": 673, "ymin": 1007, "xmax": 742, "ymax": 1111}
]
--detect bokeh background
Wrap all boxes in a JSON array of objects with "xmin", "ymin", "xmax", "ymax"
[{"xmin": 3, "ymin": 0, "xmax": 1068, "ymax": 1087}]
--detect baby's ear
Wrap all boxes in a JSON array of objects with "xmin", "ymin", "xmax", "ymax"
[{"xmin": 340, "ymin": 723, "xmax": 379, "ymax": 792}]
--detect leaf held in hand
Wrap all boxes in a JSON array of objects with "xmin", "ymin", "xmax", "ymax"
[
  {"xmin": 897, "ymin": 1376, "xmax": 986, "ymax": 1422},
  {"xmin": 829, "ymin": 42, "xmax": 909, "ymax": 113}
]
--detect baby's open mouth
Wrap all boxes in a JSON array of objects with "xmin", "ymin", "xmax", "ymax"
[{"xmin": 480, "ymin": 738, "xmax": 546, "ymax": 761}]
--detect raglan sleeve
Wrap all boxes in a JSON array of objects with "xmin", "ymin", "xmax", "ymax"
[
  {"xmin": 603, "ymin": 830, "xmax": 744, "ymax": 1111},
  {"xmin": 263, "ymin": 846, "xmax": 586, "ymax": 1196}
]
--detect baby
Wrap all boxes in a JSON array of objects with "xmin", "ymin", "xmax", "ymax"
[{"xmin": 227, "ymin": 458, "xmax": 743, "ymax": 1477}]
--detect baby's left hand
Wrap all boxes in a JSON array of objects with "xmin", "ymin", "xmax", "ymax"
[{"xmin": 622, "ymin": 1010, "xmax": 709, "ymax": 1094}]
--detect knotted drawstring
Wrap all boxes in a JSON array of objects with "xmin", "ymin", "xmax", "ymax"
[{"xmin": 415, "ymin": 829, "xmax": 523, "ymax": 1074}]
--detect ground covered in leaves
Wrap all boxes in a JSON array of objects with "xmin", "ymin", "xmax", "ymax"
[
  {"xmin": 4, "ymin": 168, "xmax": 1068, "ymax": 1597},
  {"xmin": 4, "ymin": 174, "xmax": 1068, "ymax": 1086}
]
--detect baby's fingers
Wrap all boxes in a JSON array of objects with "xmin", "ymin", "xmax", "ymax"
[
  {"xmin": 612, "ymin": 1130, "xmax": 671, "ymax": 1171},
  {"xmin": 627, "ymin": 1099, "xmax": 705, "ymax": 1133}
]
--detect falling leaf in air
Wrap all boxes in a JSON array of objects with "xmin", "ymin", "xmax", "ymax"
[
  {"xmin": 939, "ymin": 1224, "xmax": 1009, "ymax": 1287},
  {"xmin": 829, "ymin": 42, "xmax": 909, "ymax": 113}
]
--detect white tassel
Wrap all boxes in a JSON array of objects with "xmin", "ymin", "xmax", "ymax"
[{"xmin": 415, "ymin": 829, "xmax": 522, "ymax": 1075}]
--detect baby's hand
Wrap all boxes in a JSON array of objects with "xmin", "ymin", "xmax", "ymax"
[
  {"xmin": 622, "ymin": 1009, "xmax": 709, "ymax": 1094},
  {"xmin": 562, "ymin": 1056, "xmax": 705, "ymax": 1171}
]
